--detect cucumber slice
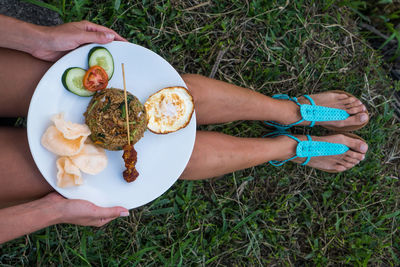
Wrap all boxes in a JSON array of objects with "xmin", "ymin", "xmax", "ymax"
[
  {"xmin": 88, "ymin": 47, "xmax": 114, "ymax": 79},
  {"xmin": 62, "ymin": 67, "xmax": 95, "ymax": 97}
]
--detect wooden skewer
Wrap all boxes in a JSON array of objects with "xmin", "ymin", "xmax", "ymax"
[{"xmin": 121, "ymin": 63, "xmax": 130, "ymax": 146}]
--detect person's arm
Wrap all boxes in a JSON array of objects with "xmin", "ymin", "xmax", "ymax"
[
  {"xmin": 0, "ymin": 193, "xmax": 129, "ymax": 244},
  {"xmin": 0, "ymin": 16, "xmax": 130, "ymax": 244},
  {"xmin": 0, "ymin": 15, "xmax": 43, "ymax": 56},
  {"xmin": 0, "ymin": 14, "xmax": 127, "ymax": 61}
]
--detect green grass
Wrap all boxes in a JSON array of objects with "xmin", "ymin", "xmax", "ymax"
[
  {"xmin": 2, "ymin": 0, "xmax": 400, "ymax": 266},
  {"xmin": 338, "ymin": 0, "xmax": 400, "ymax": 61}
]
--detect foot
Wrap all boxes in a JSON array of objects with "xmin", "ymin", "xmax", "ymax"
[
  {"xmin": 276, "ymin": 91, "xmax": 369, "ymax": 129},
  {"xmin": 274, "ymin": 133, "xmax": 368, "ymax": 172}
]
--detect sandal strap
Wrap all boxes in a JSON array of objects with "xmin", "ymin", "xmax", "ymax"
[
  {"xmin": 303, "ymin": 95, "xmax": 316, "ymax": 127},
  {"xmin": 265, "ymin": 94, "xmax": 350, "ymax": 130},
  {"xmin": 303, "ymin": 95, "xmax": 315, "ymax": 105},
  {"xmin": 265, "ymin": 131, "xmax": 349, "ymax": 167}
]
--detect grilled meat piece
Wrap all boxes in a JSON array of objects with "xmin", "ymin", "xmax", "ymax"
[
  {"xmin": 122, "ymin": 144, "xmax": 139, "ymax": 182},
  {"xmin": 123, "ymin": 168, "xmax": 139, "ymax": 183}
]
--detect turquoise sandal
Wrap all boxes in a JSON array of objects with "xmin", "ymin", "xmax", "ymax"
[
  {"xmin": 265, "ymin": 131, "xmax": 350, "ymax": 173},
  {"xmin": 265, "ymin": 91, "xmax": 353, "ymax": 131}
]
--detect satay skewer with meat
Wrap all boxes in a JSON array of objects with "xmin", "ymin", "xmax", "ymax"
[{"xmin": 121, "ymin": 63, "xmax": 139, "ymax": 182}]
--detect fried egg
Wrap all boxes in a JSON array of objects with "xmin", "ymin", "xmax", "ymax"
[{"xmin": 144, "ymin": 86, "xmax": 194, "ymax": 134}]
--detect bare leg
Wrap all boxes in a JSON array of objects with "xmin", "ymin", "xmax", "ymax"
[
  {"xmin": 181, "ymin": 131, "xmax": 294, "ymax": 180},
  {"xmin": 182, "ymin": 74, "xmax": 368, "ymax": 127},
  {"xmin": 0, "ymin": 48, "xmax": 51, "ymax": 117},
  {"xmin": 0, "ymin": 50, "xmax": 368, "ymax": 203},
  {"xmin": 179, "ymin": 74, "xmax": 369, "ymax": 180},
  {"xmin": 0, "ymin": 48, "xmax": 53, "ymax": 207},
  {"xmin": 0, "ymin": 128, "xmax": 53, "ymax": 208},
  {"xmin": 181, "ymin": 131, "xmax": 367, "ymax": 180}
]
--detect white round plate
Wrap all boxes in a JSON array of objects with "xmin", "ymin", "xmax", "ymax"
[{"xmin": 27, "ymin": 41, "xmax": 196, "ymax": 209}]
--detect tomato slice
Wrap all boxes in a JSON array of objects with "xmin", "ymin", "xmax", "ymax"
[{"xmin": 83, "ymin": 65, "xmax": 108, "ymax": 92}]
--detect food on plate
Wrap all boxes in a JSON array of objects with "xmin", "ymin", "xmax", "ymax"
[
  {"xmin": 41, "ymin": 126, "xmax": 87, "ymax": 156},
  {"xmin": 83, "ymin": 65, "xmax": 108, "ymax": 91},
  {"xmin": 88, "ymin": 46, "xmax": 114, "ymax": 79},
  {"xmin": 62, "ymin": 67, "xmax": 95, "ymax": 97},
  {"xmin": 70, "ymin": 140, "xmax": 108, "ymax": 175},
  {"xmin": 84, "ymin": 88, "xmax": 147, "ymax": 150},
  {"xmin": 120, "ymin": 63, "xmax": 139, "ymax": 183},
  {"xmin": 62, "ymin": 46, "xmax": 114, "ymax": 97},
  {"xmin": 52, "ymin": 113, "xmax": 91, "ymax": 140},
  {"xmin": 42, "ymin": 113, "xmax": 108, "ymax": 188},
  {"xmin": 56, "ymin": 157, "xmax": 83, "ymax": 188},
  {"xmin": 122, "ymin": 144, "xmax": 139, "ymax": 182},
  {"xmin": 41, "ymin": 113, "xmax": 91, "ymax": 156},
  {"xmin": 144, "ymin": 86, "xmax": 194, "ymax": 134}
]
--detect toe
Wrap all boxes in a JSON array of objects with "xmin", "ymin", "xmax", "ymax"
[
  {"xmin": 345, "ymin": 100, "xmax": 364, "ymax": 108},
  {"xmin": 341, "ymin": 96, "xmax": 358, "ymax": 105},
  {"xmin": 343, "ymin": 154, "xmax": 360, "ymax": 164},
  {"xmin": 347, "ymin": 105, "xmax": 366, "ymax": 115},
  {"xmin": 340, "ymin": 113, "xmax": 369, "ymax": 127},
  {"xmin": 345, "ymin": 150, "xmax": 365, "ymax": 161},
  {"xmin": 338, "ymin": 160, "xmax": 355, "ymax": 169},
  {"xmin": 357, "ymin": 113, "xmax": 369, "ymax": 124},
  {"xmin": 345, "ymin": 98, "xmax": 363, "ymax": 107},
  {"xmin": 336, "ymin": 93, "xmax": 350, "ymax": 100},
  {"xmin": 342, "ymin": 135, "xmax": 368, "ymax": 153},
  {"xmin": 334, "ymin": 164, "xmax": 347, "ymax": 172}
]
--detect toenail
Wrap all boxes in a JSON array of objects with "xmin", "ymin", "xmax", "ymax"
[
  {"xmin": 360, "ymin": 144, "xmax": 368, "ymax": 153},
  {"xmin": 360, "ymin": 114, "xmax": 368, "ymax": 122},
  {"xmin": 361, "ymin": 155, "xmax": 365, "ymax": 160},
  {"xmin": 362, "ymin": 106, "xmax": 366, "ymax": 111}
]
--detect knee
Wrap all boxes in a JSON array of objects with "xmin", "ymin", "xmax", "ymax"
[
  {"xmin": 181, "ymin": 73, "xmax": 203, "ymax": 81},
  {"xmin": 181, "ymin": 74, "xmax": 204, "ymax": 104},
  {"xmin": 181, "ymin": 74, "xmax": 202, "ymax": 89}
]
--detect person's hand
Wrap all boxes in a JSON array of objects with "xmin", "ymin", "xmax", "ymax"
[
  {"xmin": 0, "ymin": 191, "xmax": 129, "ymax": 244},
  {"xmin": 44, "ymin": 192, "xmax": 129, "ymax": 227},
  {"xmin": 32, "ymin": 20, "xmax": 127, "ymax": 62}
]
